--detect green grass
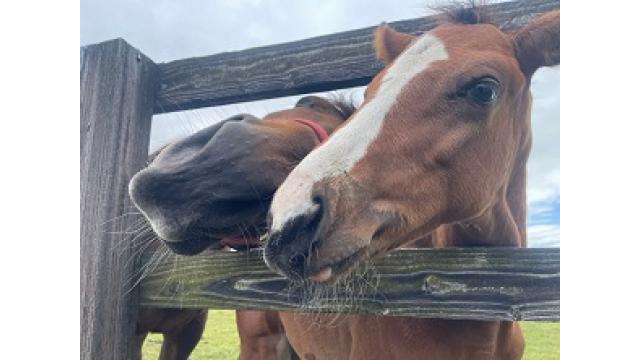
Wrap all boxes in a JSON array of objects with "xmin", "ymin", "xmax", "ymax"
[
  {"xmin": 521, "ymin": 321, "xmax": 560, "ymax": 360},
  {"xmin": 142, "ymin": 310, "xmax": 239, "ymax": 360},
  {"xmin": 142, "ymin": 311, "xmax": 559, "ymax": 359}
]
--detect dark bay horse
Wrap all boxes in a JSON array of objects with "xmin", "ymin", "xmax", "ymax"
[
  {"xmin": 264, "ymin": 6, "xmax": 559, "ymax": 360},
  {"xmin": 129, "ymin": 95, "xmax": 355, "ymax": 359}
]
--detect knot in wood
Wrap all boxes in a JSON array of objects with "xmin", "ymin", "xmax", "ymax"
[{"xmin": 423, "ymin": 274, "xmax": 441, "ymax": 294}]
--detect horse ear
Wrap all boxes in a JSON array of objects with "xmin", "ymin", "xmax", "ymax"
[
  {"xmin": 296, "ymin": 96, "xmax": 343, "ymax": 117},
  {"xmin": 374, "ymin": 24, "xmax": 415, "ymax": 65},
  {"xmin": 513, "ymin": 10, "xmax": 560, "ymax": 78},
  {"xmin": 296, "ymin": 96, "xmax": 333, "ymax": 112}
]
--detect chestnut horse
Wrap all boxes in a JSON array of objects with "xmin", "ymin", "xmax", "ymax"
[
  {"xmin": 265, "ymin": 7, "xmax": 559, "ymax": 360},
  {"xmin": 129, "ymin": 95, "xmax": 355, "ymax": 359}
]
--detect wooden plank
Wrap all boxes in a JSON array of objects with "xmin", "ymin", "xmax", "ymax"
[
  {"xmin": 154, "ymin": 0, "xmax": 559, "ymax": 114},
  {"xmin": 80, "ymin": 38, "xmax": 159, "ymax": 359},
  {"xmin": 140, "ymin": 248, "xmax": 559, "ymax": 322}
]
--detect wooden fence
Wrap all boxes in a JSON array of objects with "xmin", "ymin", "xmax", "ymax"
[
  {"xmin": 141, "ymin": 248, "xmax": 559, "ymax": 322},
  {"xmin": 80, "ymin": 0, "xmax": 560, "ymax": 358}
]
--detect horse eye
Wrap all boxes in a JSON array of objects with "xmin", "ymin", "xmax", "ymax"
[{"xmin": 467, "ymin": 79, "xmax": 499, "ymax": 105}]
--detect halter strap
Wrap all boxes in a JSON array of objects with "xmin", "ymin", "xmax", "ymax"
[{"xmin": 290, "ymin": 118, "xmax": 329, "ymax": 143}]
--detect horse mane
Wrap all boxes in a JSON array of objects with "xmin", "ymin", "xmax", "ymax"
[
  {"xmin": 431, "ymin": 1, "xmax": 498, "ymax": 27},
  {"xmin": 326, "ymin": 94, "xmax": 358, "ymax": 120}
]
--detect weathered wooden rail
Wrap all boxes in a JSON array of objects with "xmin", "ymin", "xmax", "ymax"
[
  {"xmin": 141, "ymin": 248, "xmax": 559, "ymax": 322},
  {"xmin": 80, "ymin": 0, "xmax": 560, "ymax": 358},
  {"xmin": 155, "ymin": 0, "xmax": 559, "ymax": 113}
]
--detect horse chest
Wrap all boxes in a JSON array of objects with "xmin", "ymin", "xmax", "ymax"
[{"xmin": 281, "ymin": 314, "xmax": 523, "ymax": 360}]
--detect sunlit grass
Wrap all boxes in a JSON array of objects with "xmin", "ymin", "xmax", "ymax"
[
  {"xmin": 521, "ymin": 321, "xmax": 560, "ymax": 360},
  {"xmin": 142, "ymin": 310, "xmax": 239, "ymax": 360}
]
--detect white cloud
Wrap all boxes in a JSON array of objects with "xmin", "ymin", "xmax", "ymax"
[
  {"xmin": 528, "ymin": 67, "xmax": 560, "ymax": 206},
  {"xmin": 528, "ymin": 224, "xmax": 560, "ymax": 248},
  {"xmin": 526, "ymin": 67, "xmax": 560, "ymax": 247},
  {"xmin": 81, "ymin": 0, "xmax": 427, "ymax": 62}
]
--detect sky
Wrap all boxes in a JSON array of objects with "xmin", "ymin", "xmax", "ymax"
[{"xmin": 81, "ymin": 0, "xmax": 560, "ymax": 247}]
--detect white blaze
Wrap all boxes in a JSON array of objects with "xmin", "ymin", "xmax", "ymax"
[{"xmin": 270, "ymin": 33, "xmax": 449, "ymax": 231}]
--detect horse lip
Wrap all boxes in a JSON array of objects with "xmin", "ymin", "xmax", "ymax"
[
  {"xmin": 309, "ymin": 267, "xmax": 333, "ymax": 283},
  {"xmin": 308, "ymin": 246, "xmax": 368, "ymax": 282},
  {"xmin": 220, "ymin": 235, "xmax": 262, "ymax": 250},
  {"xmin": 163, "ymin": 237, "xmax": 219, "ymax": 255}
]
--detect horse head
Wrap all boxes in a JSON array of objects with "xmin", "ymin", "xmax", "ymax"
[
  {"xmin": 265, "ymin": 9, "xmax": 560, "ymax": 282},
  {"xmin": 129, "ymin": 95, "xmax": 354, "ymax": 255}
]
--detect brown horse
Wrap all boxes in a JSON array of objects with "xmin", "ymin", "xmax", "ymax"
[
  {"xmin": 135, "ymin": 235, "xmax": 293, "ymax": 360},
  {"xmin": 129, "ymin": 95, "xmax": 355, "ymax": 359},
  {"xmin": 135, "ymin": 306, "xmax": 207, "ymax": 360},
  {"xmin": 264, "ymin": 6, "xmax": 559, "ymax": 360}
]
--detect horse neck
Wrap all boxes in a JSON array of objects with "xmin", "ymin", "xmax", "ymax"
[
  {"xmin": 318, "ymin": 116, "xmax": 346, "ymax": 135},
  {"xmin": 433, "ymin": 99, "xmax": 533, "ymax": 249}
]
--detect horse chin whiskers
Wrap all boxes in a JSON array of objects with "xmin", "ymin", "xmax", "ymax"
[
  {"xmin": 258, "ymin": 231, "xmax": 269, "ymax": 244},
  {"xmin": 282, "ymin": 255, "xmax": 381, "ymax": 328}
]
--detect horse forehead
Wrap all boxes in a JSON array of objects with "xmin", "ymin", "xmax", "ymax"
[
  {"xmin": 263, "ymin": 107, "xmax": 307, "ymax": 120},
  {"xmin": 303, "ymin": 32, "xmax": 449, "ymax": 170},
  {"xmin": 269, "ymin": 32, "xmax": 450, "ymax": 231},
  {"xmin": 433, "ymin": 24, "xmax": 514, "ymax": 57}
]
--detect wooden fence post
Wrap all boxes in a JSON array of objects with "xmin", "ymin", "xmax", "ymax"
[{"xmin": 80, "ymin": 38, "xmax": 159, "ymax": 359}]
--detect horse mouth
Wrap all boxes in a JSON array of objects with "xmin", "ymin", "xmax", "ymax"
[
  {"xmin": 220, "ymin": 234, "xmax": 262, "ymax": 250},
  {"xmin": 308, "ymin": 246, "xmax": 369, "ymax": 283},
  {"xmin": 163, "ymin": 233, "xmax": 265, "ymax": 255},
  {"xmin": 164, "ymin": 237, "xmax": 220, "ymax": 255},
  {"xmin": 160, "ymin": 222, "xmax": 267, "ymax": 255}
]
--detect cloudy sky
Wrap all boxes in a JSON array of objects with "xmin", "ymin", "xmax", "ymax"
[{"xmin": 81, "ymin": 0, "xmax": 559, "ymax": 247}]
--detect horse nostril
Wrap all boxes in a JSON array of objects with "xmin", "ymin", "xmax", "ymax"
[
  {"xmin": 303, "ymin": 203, "xmax": 323, "ymax": 242},
  {"xmin": 266, "ymin": 198, "xmax": 329, "ymax": 279}
]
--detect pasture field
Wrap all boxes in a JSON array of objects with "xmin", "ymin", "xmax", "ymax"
[{"xmin": 142, "ymin": 310, "xmax": 559, "ymax": 359}]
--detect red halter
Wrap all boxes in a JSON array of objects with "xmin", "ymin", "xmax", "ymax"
[{"xmin": 292, "ymin": 118, "xmax": 329, "ymax": 143}]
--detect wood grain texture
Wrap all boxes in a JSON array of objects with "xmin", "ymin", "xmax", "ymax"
[
  {"xmin": 140, "ymin": 248, "xmax": 559, "ymax": 322},
  {"xmin": 154, "ymin": 0, "xmax": 559, "ymax": 114},
  {"xmin": 80, "ymin": 38, "xmax": 159, "ymax": 360}
]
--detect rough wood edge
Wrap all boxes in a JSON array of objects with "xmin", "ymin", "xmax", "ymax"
[
  {"xmin": 80, "ymin": 38, "xmax": 159, "ymax": 359},
  {"xmin": 140, "ymin": 248, "xmax": 559, "ymax": 322},
  {"xmin": 152, "ymin": 0, "xmax": 559, "ymax": 114}
]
